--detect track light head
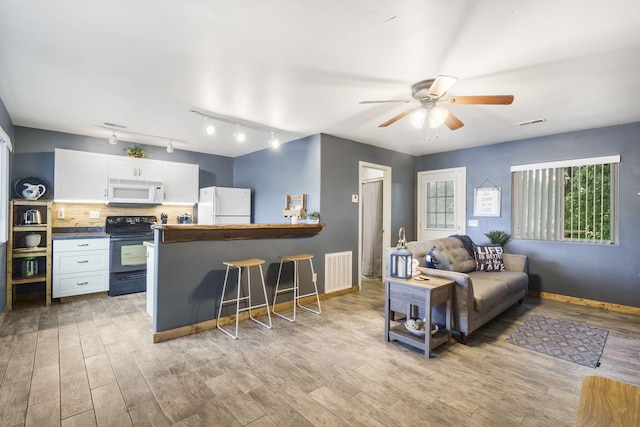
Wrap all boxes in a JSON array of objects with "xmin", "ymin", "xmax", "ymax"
[
  {"xmin": 204, "ymin": 118, "xmax": 215, "ymax": 136},
  {"xmin": 234, "ymin": 124, "xmax": 246, "ymax": 142},
  {"xmin": 108, "ymin": 131, "xmax": 118, "ymax": 145},
  {"xmin": 269, "ymin": 131, "xmax": 280, "ymax": 149}
]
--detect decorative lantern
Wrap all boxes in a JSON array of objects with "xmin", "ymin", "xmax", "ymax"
[{"xmin": 390, "ymin": 227, "xmax": 412, "ymax": 279}]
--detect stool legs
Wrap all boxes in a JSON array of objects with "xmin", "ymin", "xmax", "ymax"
[
  {"xmin": 273, "ymin": 257, "xmax": 321, "ymax": 322},
  {"xmin": 217, "ymin": 263, "xmax": 272, "ymax": 339}
]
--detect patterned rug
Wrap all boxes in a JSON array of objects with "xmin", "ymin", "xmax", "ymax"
[{"xmin": 505, "ymin": 315, "xmax": 608, "ymax": 368}]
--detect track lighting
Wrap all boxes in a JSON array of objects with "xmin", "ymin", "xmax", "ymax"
[
  {"xmin": 204, "ymin": 118, "xmax": 215, "ymax": 136},
  {"xmin": 108, "ymin": 131, "xmax": 118, "ymax": 145},
  {"xmin": 234, "ymin": 124, "xmax": 246, "ymax": 142},
  {"xmin": 269, "ymin": 131, "xmax": 280, "ymax": 148},
  {"xmin": 166, "ymin": 141, "xmax": 174, "ymax": 153}
]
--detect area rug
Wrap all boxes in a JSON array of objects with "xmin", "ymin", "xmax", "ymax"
[{"xmin": 505, "ymin": 314, "xmax": 608, "ymax": 368}]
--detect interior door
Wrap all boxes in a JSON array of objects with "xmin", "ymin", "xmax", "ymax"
[{"xmin": 417, "ymin": 167, "xmax": 466, "ymax": 241}]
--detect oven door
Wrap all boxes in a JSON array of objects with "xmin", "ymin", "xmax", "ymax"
[{"xmin": 110, "ymin": 235, "xmax": 151, "ymax": 274}]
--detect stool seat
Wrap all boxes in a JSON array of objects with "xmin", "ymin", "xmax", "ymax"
[
  {"xmin": 273, "ymin": 253, "xmax": 321, "ymax": 322},
  {"xmin": 217, "ymin": 257, "xmax": 272, "ymax": 339},
  {"xmin": 280, "ymin": 254, "xmax": 313, "ymax": 262},
  {"xmin": 223, "ymin": 258, "xmax": 265, "ymax": 268}
]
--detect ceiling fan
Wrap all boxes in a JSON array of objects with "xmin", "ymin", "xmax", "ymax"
[{"xmin": 360, "ymin": 75, "xmax": 514, "ymax": 130}]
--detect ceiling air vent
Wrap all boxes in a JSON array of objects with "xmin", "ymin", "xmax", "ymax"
[{"xmin": 517, "ymin": 118, "xmax": 546, "ymax": 126}]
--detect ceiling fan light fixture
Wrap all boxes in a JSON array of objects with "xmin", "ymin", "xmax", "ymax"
[
  {"xmin": 108, "ymin": 131, "xmax": 118, "ymax": 145},
  {"xmin": 234, "ymin": 124, "xmax": 246, "ymax": 142},
  {"xmin": 409, "ymin": 108, "xmax": 428, "ymax": 129},
  {"xmin": 429, "ymin": 107, "xmax": 449, "ymax": 128}
]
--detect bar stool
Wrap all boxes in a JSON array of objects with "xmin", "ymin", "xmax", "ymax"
[
  {"xmin": 272, "ymin": 254, "xmax": 321, "ymax": 322},
  {"xmin": 217, "ymin": 258, "xmax": 272, "ymax": 339}
]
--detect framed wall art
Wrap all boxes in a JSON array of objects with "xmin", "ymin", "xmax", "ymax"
[{"xmin": 474, "ymin": 186, "xmax": 501, "ymax": 217}]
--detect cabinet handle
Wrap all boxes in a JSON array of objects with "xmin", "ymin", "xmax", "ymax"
[
  {"xmin": 77, "ymin": 243, "xmax": 89, "ymax": 247},
  {"xmin": 133, "ymin": 168, "xmax": 137, "ymax": 177},
  {"xmin": 77, "ymin": 260, "xmax": 89, "ymax": 264},
  {"xmin": 138, "ymin": 168, "xmax": 142, "ymax": 176},
  {"xmin": 76, "ymin": 281, "xmax": 89, "ymax": 286}
]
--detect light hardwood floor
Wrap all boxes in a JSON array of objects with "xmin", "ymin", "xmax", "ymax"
[{"xmin": 1, "ymin": 279, "xmax": 639, "ymax": 426}]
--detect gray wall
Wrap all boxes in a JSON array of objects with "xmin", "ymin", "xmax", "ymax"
[
  {"xmin": 0, "ymin": 96, "xmax": 13, "ymax": 314},
  {"xmin": 10, "ymin": 127, "xmax": 236, "ymax": 194},
  {"xmin": 235, "ymin": 133, "xmax": 416, "ymax": 287},
  {"xmin": 416, "ymin": 122, "xmax": 640, "ymax": 308},
  {"xmin": 320, "ymin": 134, "xmax": 416, "ymax": 284},
  {"xmin": 234, "ymin": 135, "xmax": 321, "ymax": 223}
]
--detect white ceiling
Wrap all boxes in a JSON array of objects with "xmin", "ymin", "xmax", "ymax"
[{"xmin": 1, "ymin": 1, "xmax": 639, "ymax": 158}]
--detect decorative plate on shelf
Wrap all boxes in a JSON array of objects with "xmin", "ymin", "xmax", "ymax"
[{"xmin": 14, "ymin": 177, "xmax": 49, "ymax": 200}]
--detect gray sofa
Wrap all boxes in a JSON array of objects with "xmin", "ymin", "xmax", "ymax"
[{"xmin": 407, "ymin": 236, "xmax": 528, "ymax": 344}]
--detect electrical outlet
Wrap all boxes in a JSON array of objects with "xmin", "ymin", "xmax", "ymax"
[
  {"xmin": 468, "ymin": 219, "xmax": 479, "ymax": 227},
  {"xmin": 352, "ymin": 194, "xmax": 358, "ymax": 203},
  {"xmin": 57, "ymin": 208, "xmax": 65, "ymax": 219},
  {"xmin": 89, "ymin": 211, "xmax": 100, "ymax": 219}
]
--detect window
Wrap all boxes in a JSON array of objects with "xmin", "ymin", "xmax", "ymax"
[
  {"xmin": 511, "ymin": 155, "xmax": 619, "ymax": 244},
  {"xmin": 426, "ymin": 179, "xmax": 455, "ymax": 229}
]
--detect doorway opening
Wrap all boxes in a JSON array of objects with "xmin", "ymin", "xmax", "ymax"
[{"xmin": 358, "ymin": 162, "xmax": 391, "ymax": 289}]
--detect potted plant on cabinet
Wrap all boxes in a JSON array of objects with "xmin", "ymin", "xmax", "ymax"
[{"xmin": 124, "ymin": 144, "xmax": 146, "ymax": 158}]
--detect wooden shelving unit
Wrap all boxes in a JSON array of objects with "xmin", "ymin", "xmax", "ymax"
[{"xmin": 6, "ymin": 200, "xmax": 52, "ymax": 310}]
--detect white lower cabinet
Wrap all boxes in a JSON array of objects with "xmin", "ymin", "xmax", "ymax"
[{"xmin": 53, "ymin": 237, "xmax": 110, "ymax": 298}]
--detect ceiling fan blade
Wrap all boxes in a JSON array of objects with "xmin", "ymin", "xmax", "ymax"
[
  {"xmin": 359, "ymin": 100, "xmax": 411, "ymax": 104},
  {"xmin": 444, "ymin": 111, "xmax": 464, "ymax": 130},
  {"xmin": 427, "ymin": 75, "xmax": 458, "ymax": 98},
  {"xmin": 378, "ymin": 107, "xmax": 416, "ymax": 127},
  {"xmin": 450, "ymin": 95, "xmax": 514, "ymax": 105}
]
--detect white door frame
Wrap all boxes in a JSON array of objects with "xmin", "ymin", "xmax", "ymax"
[
  {"xmin": 358, "ymin": 161, "xmax": 392, "ymax": 289},
  {"xmin": 417, "ymin": 167, "xmax": 466, "ymax": 241}
]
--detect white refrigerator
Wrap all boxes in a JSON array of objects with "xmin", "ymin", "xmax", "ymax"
[{"xmin": 197, "ymin": 186, "xmax": 252, "ymax": 225}]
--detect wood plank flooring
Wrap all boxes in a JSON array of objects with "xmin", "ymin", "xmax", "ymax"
[{"xmin": 1, "ymin": 279, "xmax": 639, "ymax": 426}]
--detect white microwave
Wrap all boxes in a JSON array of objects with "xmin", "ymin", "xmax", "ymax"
[{"xmin": 108, "ymin": 180, "xmax": 164, "ymax": 205}]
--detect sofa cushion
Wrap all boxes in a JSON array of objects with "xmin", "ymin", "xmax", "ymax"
[
  {"xmin": 406, "ymin": 240, "xmax": 435, "ymax": 265},
  {"xmin": 429, "ymin": 246, "xmax": 452, "ymax": 270},
  {"xmin": 469, "ymin": 271, "xmax": 528, "ymax": 312},
  {"xmin": 434, "ymin": 237, "xmax": 476, "ymax": 273},
  {"xmin": 473, "ymin": 245, "xmax": 506, "ymax": 272}
]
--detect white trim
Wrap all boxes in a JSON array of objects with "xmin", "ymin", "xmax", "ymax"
[
  {"xmin": 511, "ymin": 155, "xmax": 620, "ymax": 172},
  {"xmin": 0, "ymin": 125, "xmax": 12, "ymax": 151},
  {"xmin": 358, "ymin": 161, "xmax": 391, "ymax": 290}
]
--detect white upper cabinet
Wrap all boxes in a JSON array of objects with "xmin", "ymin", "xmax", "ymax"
[
  {"xmin": 54, "ymin": 148, "xmax": 199, "ymax": 204},
  {"xmin": 162, "ymin": 161, "xmax": 199, "ymax": 204},
  {"xmin": 108, "ymin": 156, "xmax": 163, "ymax": 182},
  {"xmin": 54, "ymin": 148, "xmax": 108, "ymax": 202}
]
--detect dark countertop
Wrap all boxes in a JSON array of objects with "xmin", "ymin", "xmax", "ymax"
[
  {"xmin": 52, "ymin": 232, "xmax": 110, "ymax": 240},
  {"xmin": 152, "ymin": 223, "xmax": 325, "ymax": 243}
]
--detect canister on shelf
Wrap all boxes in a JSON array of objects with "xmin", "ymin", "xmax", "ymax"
[{"xmin": 21, "ymin": 257, "xmax": 38, "ymax": 277}]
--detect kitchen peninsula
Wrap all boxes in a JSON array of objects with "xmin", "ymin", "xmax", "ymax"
[{"xmin": 148, "ymin": 223, "xmax": 334, "ymax": 342}]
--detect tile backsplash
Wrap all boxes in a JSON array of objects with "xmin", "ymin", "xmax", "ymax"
[{"xmin": 52, "ymin": 202, "xmax": 194, "ymax": 228}]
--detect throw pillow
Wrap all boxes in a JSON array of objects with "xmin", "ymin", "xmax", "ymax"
[
  {"xmin": 427, "ymin": 246, "xmax": 452, "ymax": 271},
  {"xmin": 474, "ymin": 245, "xmax": 506, "ymax": 272}
]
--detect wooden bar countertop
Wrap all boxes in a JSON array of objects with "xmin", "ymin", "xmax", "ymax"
[{"xmin": 153, "ymin": 223, "xmax": 325, "ymax": 243}]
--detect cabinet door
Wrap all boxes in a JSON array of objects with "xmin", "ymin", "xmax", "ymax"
[
  {"xmin": 162, "ymin": 161, "xmax": 199, "ymax": 204},
  {"xmin": 109, "ymin": 156, "xmax": 163, "ymax": 181},
  {"xmin": 54, "ymin": 149, "xmax": 108, "ymax": 202}
]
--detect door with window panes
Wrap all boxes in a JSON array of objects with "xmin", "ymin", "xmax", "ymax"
[{"xmin": 417, "ymin": 168, "xmax": 466, "ymax": 241}]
